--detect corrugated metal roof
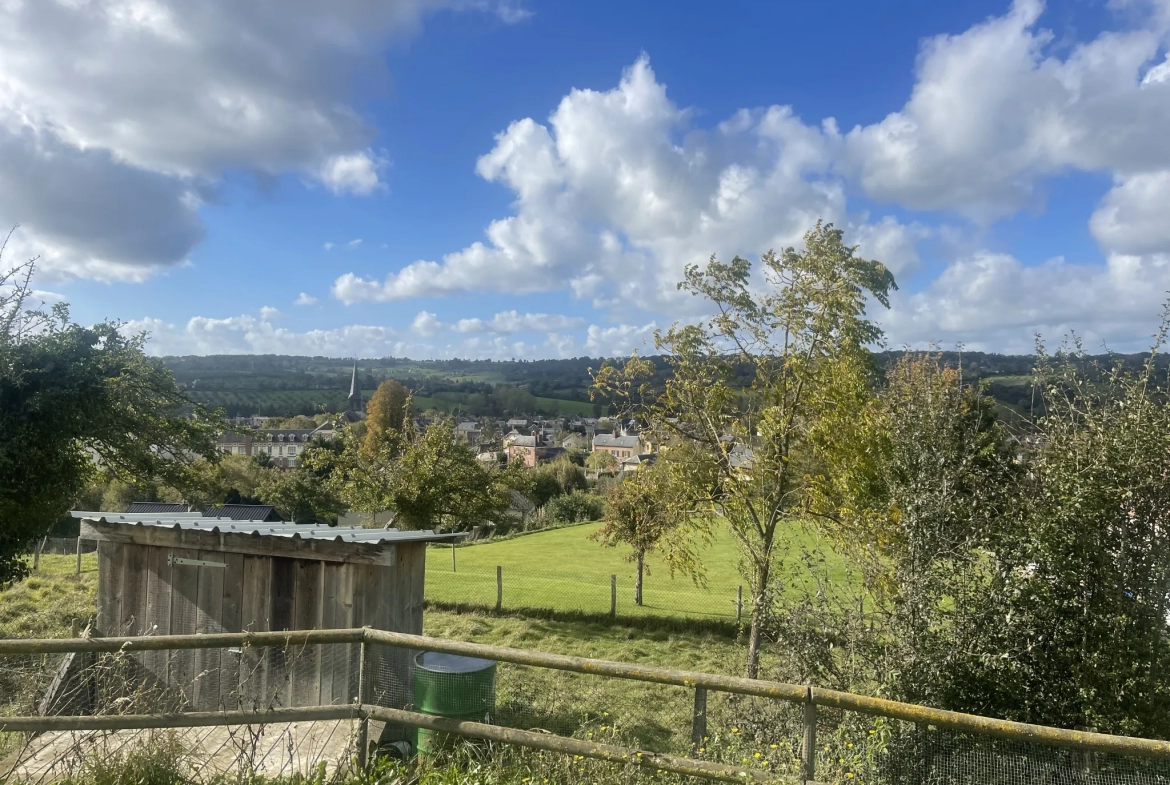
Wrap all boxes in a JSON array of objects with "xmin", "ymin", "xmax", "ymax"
[
  {"xmin": 202, "ymin": 504, "xmax": 282, "ymax": 521},
  {"xmin": 126, "ymin": 502, "xmax": 190, "ymax": 513},
  {"xmin": 72, "ymin": 511, "xmax": 466, "ymax": 544}
]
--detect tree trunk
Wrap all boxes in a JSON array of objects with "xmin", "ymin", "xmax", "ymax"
[
  {"xmin": 635, "ymin": 549, "xmax": 645, "ymax": 606},
  {"xmin": 745, "ymin": 557, "xmax": 771, "ymax": 679}
]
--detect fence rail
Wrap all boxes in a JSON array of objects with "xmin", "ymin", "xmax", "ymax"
[{"xmin": 3, "ymin": 626, "xmax": 1170, "ymax": 785}]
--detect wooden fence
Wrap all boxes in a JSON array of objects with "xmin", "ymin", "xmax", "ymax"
[{"xmin": 2, "ymin": 628, "xmax": 1170, "ymax": 783}]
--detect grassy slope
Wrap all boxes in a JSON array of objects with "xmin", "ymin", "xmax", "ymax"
[{"xmin": 426, "ymin": 521, "xmax": 847, "ymax": 621}]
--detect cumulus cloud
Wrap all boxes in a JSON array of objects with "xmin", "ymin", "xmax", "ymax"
[
  {"xmin": 839, "ymin": 0, "xmax": 1170, "ymax": 222},
  {"xmin": 453, "ymin": 310, "xmax": 585, "ymax": 334},
  {"xmin": 122, "ymin": 310, "xmax": 404, "ymax": 357},
  {"xmin": 584, "ymin": 323, "xmax": 658, "ymax": 356},
  {"xmin": 319, "ymin": 153, "xmax": 385, "ymax": 196},
  {"xmin": 0, "ymin": 0, "xmax": 518, "ymax": 281},
  {"xmin": 410, "ymin": 310, "xmax": 444, "ymax": 336},
  {"xmin": 332, "ymin": 55, "xmax": 880, "ymax": 315},
  {"xmin": 323, "ymin": 242, "xmax": 335, "ymax": 251},
  {"xmin": 881, "ymin": 250, "xmax": 1170, "ymax": 352},
  {"xmin": 1089, "ymin": 171, "xmax": 1170, "ymax": 255},
  {"xmin": 294, "ymin": 292, "xmax": 318, "ymax": 306}
]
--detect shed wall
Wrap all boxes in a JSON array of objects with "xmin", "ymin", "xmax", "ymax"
[{"xmin": 95, "ymin": 539, "xmax": 426, "ymax": 712}]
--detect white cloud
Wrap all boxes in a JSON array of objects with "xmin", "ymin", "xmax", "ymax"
[
  {"xmin": 840, "ymin": 0, "xmax": 1170, "ymax": 221},
  {"xmin": 347, "ymin": 239, "xmax": 363, "ymax": 249},
  {"xmin": 332, "ymin": 55, "xmax": 868, "ymax": 315},
  {"xmin": 0, "ymin": 0, "xmax": 515, "ymax": 281},
  {"xmin": 410, "ymin": 310, "xmax": 444, "ymax": 336},
  {"xmin": 318, "ymin": 152, "xmax": 385, "ymax": 196},
  {"xmin": 454, "ymin": 310, "xmax": 586, "ymax": 333},
  {"xmin": 584, "ymin": 322, "xmax": 658, "ymax": 356},
  {"xmin": 881, "ymin": 249, "xmax": 1170, "ymax": 352},
  {"xmin": 1089, "ymin": 170, "xmax": 1170, "ymax": 255},
  {"xmin": 294, "ymin": 292, "xmax": 318, "ymax": 306},
  {"xmin": 122, "ymin": 309, "xmax": 404, "ymax": 357},
  {"xmin": 323, "ymin": 242, "xmax": 334, "ymax": 251},
  {"xmin": 259, "ymin": 305, "xmax": 281, "ymax": 321}
]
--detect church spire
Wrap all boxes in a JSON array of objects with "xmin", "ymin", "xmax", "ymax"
[{"xmin": 347, "ymin": 361, "xmax": 363, "ymax": 413}]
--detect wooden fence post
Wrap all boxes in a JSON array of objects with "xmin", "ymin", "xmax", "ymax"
[
  {"xmin": 802, "ymin": 686, "xmax": 816, "ymax": 783},
  {"xmin": 691, "ymin": 687, "xmax": 708, "ymax": 750},
  {"xmin": 76, "ymin": 536, "xmax": 83, "ymax": 577},
  {"xmin": 496, "ymin": 566, "xmax": 503, "ymax": 612},
  {"xmin": 356, "ymin": 638, "xmax": 370, "ymax": 768},
  {"xmin": 610, "ymin": 575, "xmax": 617, "ymax": 619},
  {"xmin": 451, "ymin": 541, "xmax": 456, "ymax": 573},
  {"xmin": 736, "ymin": 586, "xmax": 743, "ymax": 623},
  {"xmin": 33, "ymin": 537, "xmax": 46, "ymax": 571}
]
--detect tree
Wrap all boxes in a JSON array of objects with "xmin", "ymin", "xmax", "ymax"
[
  {"xmin": 788, "ymin": 353, "xmax": 1018, "ymax": 704},
  {"xmin": 329, "ymin": 420, "xmax": 511, "ymax": 531},
  {"xmin": 585, "ymin": 450, "xmax": 618, "ymax": 473},
  {"xmin": 594, "ymin": 222, "xmax": 896, "ymax": 677},
  {"xmin": 0, "ymin": 246, "xmax": 221, "ymax": 584},
  {"xmin": 363, "ymin": 379, "xmax": 410, "ymax": 454},
  {"xmin": 259, "ymin": 467, "xmax": 343, "ymax": 524},
  {"xmin": 593, "ymin": 461, "xmax": 701, "ymax": 605}
]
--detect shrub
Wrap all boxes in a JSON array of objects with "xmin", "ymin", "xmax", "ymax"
[{"xmin": 544, "ymin": 490, "xmax": 603, "ymax": 524}]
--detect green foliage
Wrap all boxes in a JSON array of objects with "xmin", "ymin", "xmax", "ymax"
[
  {"xmin": 324, "ymin": 420, "xmax": 511, "ymax": 531},
  {"xmin": 545, "ymin": 490, "xmax": 604, "ymax": 524},
  {"xmin": 789, "ymin": 338, "xmax": 1170, "ymax": 739},
  {"xmin": 258, "ymin": 466, "xmax": 343, "ymax": 524},
  {"xmin": 594, "ymin": 221, "xmax": 896, "ymax": 677},
  {"xmin": 585, "ymin": 450, "xmax": 618, "ymax": 472},
  {"xmin": 593, "ymin": 463, "xmax": 704, "ymax": 604},
  {"xmin": 0, "ymin": 254, "xmax": 220, "ymax": 584}
]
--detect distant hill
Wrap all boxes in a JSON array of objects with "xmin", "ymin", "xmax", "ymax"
[{"xmin": 162, "ymin": 351, "xmax": 1162, "ymax": 420}]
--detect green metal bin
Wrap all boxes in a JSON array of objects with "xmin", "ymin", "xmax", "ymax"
[{"xmin": 412, "ymin": 651, "xmax": 497, "ymax": 756}]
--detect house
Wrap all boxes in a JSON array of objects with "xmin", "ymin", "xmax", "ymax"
[
  {"xmin": 454, "ymin": 420, "xmax": 482, "ymax": 445},
  {"xmin": 592, "ymin": 433, "xmax": 641, "ymax": 461},
  {"xmin": 506, "ymin": 417, "xmax": 529, "ymax": 430},
  {"xmin": 507, "ymin": 434, "xmax": 545, "ymax": 467},
  {"xmin": 620, "ymin": 453, "xmax": 658, "ymax": 473}
]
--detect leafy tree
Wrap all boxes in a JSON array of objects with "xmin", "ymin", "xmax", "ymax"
[
  {"xmin": 328, "ymin": 420, "xmax": 510, "ymax": 531},
  {"xmin": 363, "ymin": 379, "xmax": 410, "ymax": 454},
  {"xmin": 585, "ymin": 450, "xmax": 618, "ymax": 473},
  {"xmin": 785, "ymin": 353, "xmax": 1018, "ymax": 703},
  {"xmin": 962, "ymin": 339, "xmax": 1170, "ymax": 736},
  {"xmin": 258, "ymin": 467, "xmax": 343, "ymax": 524},
  {"xmin": 0, "ymin": 248, "xmax": 220, "ymax": 584},
  {"xmin": 594, "ymin": 222, "xmax": 896, "ymax": 677},
  {"xmin": 593, "ymin": 461, "xmax": 702, "ymax": 605}
]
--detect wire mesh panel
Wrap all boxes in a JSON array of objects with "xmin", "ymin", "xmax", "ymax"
[
  {"xmin": 880, "ymin": 725, "xmax": 1170, "ymax": 785},
  {"xmin": 425, "ymin": 561, "xmax": 743, "ymax": 621}
]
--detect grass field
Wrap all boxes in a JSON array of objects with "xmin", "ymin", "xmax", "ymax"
[{"xmin": 425, "ymin": 520, "xmax": 847, "ymax": 621}]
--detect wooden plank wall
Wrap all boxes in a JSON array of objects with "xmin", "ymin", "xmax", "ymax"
[{"xmin": 93, "ymin": 538, "xmax": 429, "ymax": 713}]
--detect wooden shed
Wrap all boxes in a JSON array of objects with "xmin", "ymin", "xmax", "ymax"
[{"xmin": 72, "ymin": 512, "xmax": 462, "ymax": 714}]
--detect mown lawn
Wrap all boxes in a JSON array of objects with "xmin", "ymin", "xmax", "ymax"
[{"xmin": 425, "ymin": 520, "xmax": 848, "ymax": 621}]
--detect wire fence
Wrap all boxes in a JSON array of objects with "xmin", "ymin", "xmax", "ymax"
[
  {"xmin": 425, "ymin": 556, "xmax": 747, "ymax": 623},
  {"xmin": 3, "ymin": 630, "xmax": 1170, "ymax": 784}
]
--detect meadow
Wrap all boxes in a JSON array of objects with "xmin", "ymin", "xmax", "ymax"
[{"xmin": 425, "ymin": 520, "xmax": 848, "ymax": 622}]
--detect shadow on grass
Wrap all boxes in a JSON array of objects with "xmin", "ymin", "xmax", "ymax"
[{"xmin": 424, "ymin": 600, "xmax": 742, "ymax": 641}]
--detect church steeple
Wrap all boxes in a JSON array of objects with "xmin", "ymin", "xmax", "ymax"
[{"xmin": 347, "ymin": 361, "xmax": 363, "ymax": 413}]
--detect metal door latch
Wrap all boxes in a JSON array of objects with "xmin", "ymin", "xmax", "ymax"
[{"xmin": 168, "ymin": 555, "xmax": 226, "ymax": 568}]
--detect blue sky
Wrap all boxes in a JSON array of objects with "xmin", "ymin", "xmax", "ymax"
[{"xmin": 2, "ymin": 0, "xmax": 1169, "ymax": 357}]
